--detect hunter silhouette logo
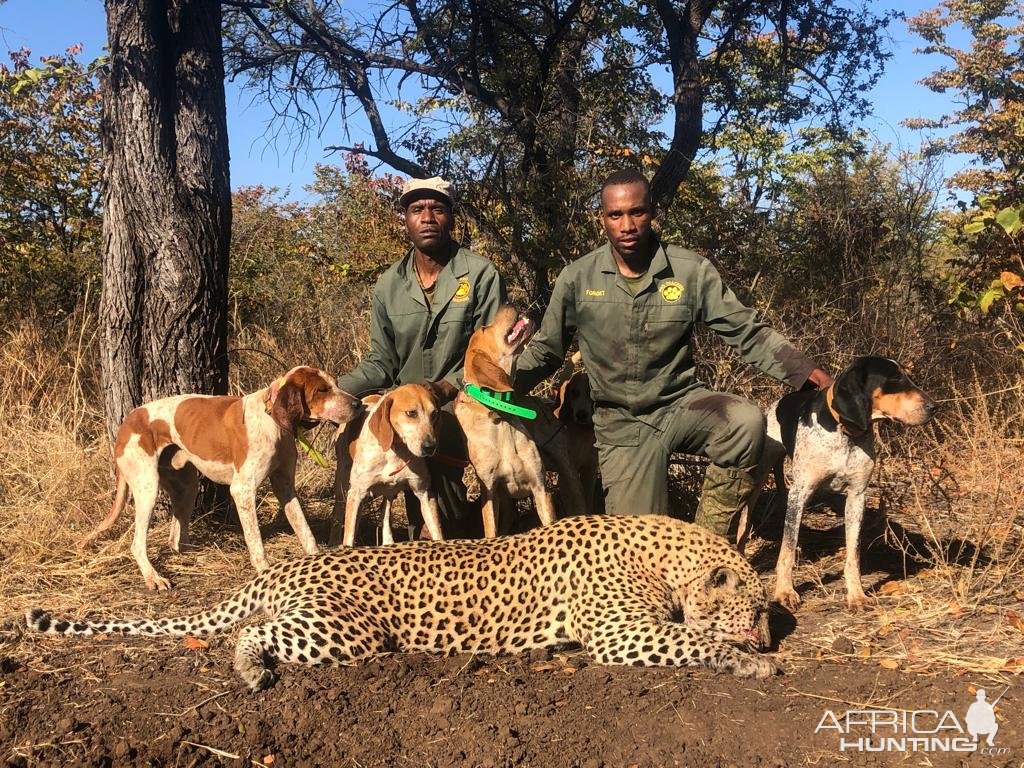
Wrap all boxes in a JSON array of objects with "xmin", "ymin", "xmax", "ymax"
[
  {"xmin": 453, "ymin": 279, "xmax": 471, "ymax": 302},
  {"xmin": 814, "ymin": 685, "xmax": 1012, "ymax": 755},
  {"xmin": 966, "ymin": 687, "xmax": 1005, "ymax": 747},
  {"xmin": 659, "ymin": 281, "xmax": 683, "ymax": 302}
]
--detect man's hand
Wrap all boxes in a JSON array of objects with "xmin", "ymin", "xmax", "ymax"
[
  {"xmin": 805, "ymin": 367, "xmax": 833, "ymax": 390},
  {"xmin": 423, "ymin": 378, "xmax": 458, "ymax": 404}
]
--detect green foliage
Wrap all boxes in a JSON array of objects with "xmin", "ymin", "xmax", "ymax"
[
  {"xmin": 907, "ymin": 1, "xmax": 1023, "ymax": 338},
  {"xmin": 0, "ymin": 47, "xmax": 103, "ymax": 322},
  {"xmin": 229, "ymin": 155, "xmax": 406, "ymax": 333},
  {"xmin": 223, "ymin": 0, "xmax": 898, "ymax": 295}
]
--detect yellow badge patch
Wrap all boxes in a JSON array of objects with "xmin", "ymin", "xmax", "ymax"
[
  {"xmin": 453, "ymin": 279, "xmax": 471, "ymax": 302},
  {"xmin": 659, "ymin": 280, "xmax": 684, "ymax": 303},
  {"xmin": 585, "ymin": 289, "xmax": 606, "ymax": 297}
]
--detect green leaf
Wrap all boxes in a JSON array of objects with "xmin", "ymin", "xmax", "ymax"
[
  {"xmin": 963, "ymin": 220, "xmax": 986, "ymax": 234},
  {"xmin": 978, "ymin": 286, "xmax": 1004, "ymax": 314},
  {"xmin": 995, "ymin": 206, "xmax": 1021, "ymax": 235}
]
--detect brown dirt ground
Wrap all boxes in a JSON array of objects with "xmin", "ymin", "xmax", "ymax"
[{"xmin": 2, "ymin": 496, "xmax": 1022, "ymax": 768}]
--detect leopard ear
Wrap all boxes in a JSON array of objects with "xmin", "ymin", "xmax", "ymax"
[
  {"xmin": 368, "ymin": 395, "xmax": 394, "ymax": 452},
  {"xmin": 705, "ymin": 566, "xmax": 740, "ymax": 593}
]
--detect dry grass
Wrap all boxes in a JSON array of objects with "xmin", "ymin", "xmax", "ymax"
[
  {"xmin": 1, "ymin": 303, "xmax": 1022, "ymax": 680},
  {"xmin": 756, "ymin": 370, "xmax": 1024, "ymax": 677}
]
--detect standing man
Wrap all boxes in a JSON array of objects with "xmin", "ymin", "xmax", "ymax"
[
  {"xmin": 336, "ymin": 176, "xmax": 507, "ymax": 538},
  {"xmin": 513, "ymin": 168, "xmax": 832, "ymax": 537}
]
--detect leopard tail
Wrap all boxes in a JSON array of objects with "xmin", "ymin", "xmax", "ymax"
[{"xmin": 25, "ymin": 578, "xmax": 265, "ymax": 638}]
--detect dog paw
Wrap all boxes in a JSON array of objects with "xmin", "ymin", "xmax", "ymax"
[
  {"xmin": 145, "ymin": 573, "xmax": 172, "ymax": 591},
  {"xmin": 773, "ymin": 586, "xmax": 801, "ymax": 612},
  {"xmin": 845, "ymin": 592, "xmax": 874, "ymax": 611}
]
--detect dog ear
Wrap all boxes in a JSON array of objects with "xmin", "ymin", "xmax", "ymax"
[
  {"xmin": 831, "ymin": 361, "xmax": 871, "ymax": 434},
  {"xmin": 704, "ymin": 565, "xmax": 740, "ymax": 594},
  {"xmin": 465, "ymin": 350, "xmax": 513, "ymax": 392},
  {"xmin": 368, "ymin": 394, "xmax": 395, "ymax": 452},
  {"xmin": 270, "ymin": 380, "xmax": 306, "ymax": 434}
]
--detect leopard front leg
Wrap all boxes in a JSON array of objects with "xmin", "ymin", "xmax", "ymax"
[{"xmin": 582, "ymin": 618, "xmax": 778, "ymax": 679}]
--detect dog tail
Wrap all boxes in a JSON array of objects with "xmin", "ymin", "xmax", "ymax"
[
  {"xmin": 78, "ymin": 470, "xmax": 129, "ymax": 550},
  {"xmin": 26, "ymin": 578, "xmax": 265, "ymax": 639}
]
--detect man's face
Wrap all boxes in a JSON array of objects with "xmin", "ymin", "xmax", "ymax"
[
  {"xmin": 405, "ymin": 196, "xmax": 453, "ymax": 254},
  {"xmin": 600, "ymin": 182, "xmax": 654, "ymax": 260}
]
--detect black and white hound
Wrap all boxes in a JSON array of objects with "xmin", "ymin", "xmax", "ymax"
[{"xmin": 753, "ymin": 357, "xmax": 937, "ymax": 611}]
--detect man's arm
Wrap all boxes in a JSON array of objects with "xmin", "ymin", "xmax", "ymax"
[
  {"xmin": 439, "ymin": 264, "xmax": 508, "ymax": 395},
  {"xmin": 336, "ymin": 291, "xmax": 400, "ymax": 396},
  {"xmin": 697, "ymin": 258, "xmax": 824, "ymax": 388},
  {"xmin": 512, "ymin": 269, "xmax": 577, "ymax": 395}
]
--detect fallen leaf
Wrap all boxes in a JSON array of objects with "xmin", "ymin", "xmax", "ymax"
[
  {"xmin": 858, "ymin": 645, "xmax": 873, "ymax": 659},
  {"xmin": 1006, "ymin": 611, "xmax": 1024, "ymax": 635},
  {"xmin": 560, "ymin": 667, "xmax": 577, "ymax": 675},
  {"xmin": 531, "ymin": 663, "xmax": 556, "ymax": 672},
  {"xmin": 262, "ymin": 755, "xmax": 276, "ymax": 766},
  {"xmin": 1003, "ymin": 657, "xmax": 1024, "ymax": 670},
  {"xmin": 877, "ymin": 623, "xmax": 898, "ymax": 637},
  {"xmin": 947, "ymin": 600, "xmax": 964, "ymax": 617},
  {"xmin": 879, "ymin": 581, "xmax": 908, "ymax": 596},
  {"xmin": 879, "ymin": 659, "xmax": 900, "ymax": 670},
  {"xmin": 182, "ymin": 635, "xmax": 208, "ymax": 651}
]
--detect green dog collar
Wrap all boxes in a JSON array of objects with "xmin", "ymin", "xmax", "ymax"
[{"xmin": 464, "ymin": 384, "xmax": 537, "ymax": 420}]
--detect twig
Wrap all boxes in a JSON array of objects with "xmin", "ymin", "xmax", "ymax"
[
  {"xmin": 786, "ymin": 687, "xmax": 911, "ymax": 713},
  {"xmin": 182, "ymin": 740, "xmax": 241, "ymax": 760},
  {"xmin": 150, "ymin": 689, "xmax": 232, "ymax": 718}
]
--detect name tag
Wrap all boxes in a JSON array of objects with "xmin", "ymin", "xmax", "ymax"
[{"xmin": 585, "ymin": 289, "xmax": 605, "ymax": 297}]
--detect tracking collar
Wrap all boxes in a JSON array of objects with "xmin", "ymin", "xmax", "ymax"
[{"xmin": 463, "ymin": 384, "xmax": 537, "ymax": 420}]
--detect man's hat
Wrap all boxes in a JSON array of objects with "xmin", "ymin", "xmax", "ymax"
[{"xmin": 400, "ymin": 176, "xmax": 454, "ymax": 208}]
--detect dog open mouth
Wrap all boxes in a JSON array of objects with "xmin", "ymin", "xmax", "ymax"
[{"xmin": 505, "ymin": 316, "xmax": 531, "ymax": 349}]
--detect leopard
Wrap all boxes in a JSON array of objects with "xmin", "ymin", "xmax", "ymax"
[{"xmin": 26, "ymin": 514, "xmax": 777, "ymax": 690}]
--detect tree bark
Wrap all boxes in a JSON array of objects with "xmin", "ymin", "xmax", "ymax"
[{"xmin": 100, "ymin": 0, "xmax": 231, "ymax": 443}]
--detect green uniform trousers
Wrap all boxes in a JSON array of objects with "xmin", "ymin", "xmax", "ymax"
[{"xmin": 595, "ymin": 386, "xmax": 765, "ymax": 519}]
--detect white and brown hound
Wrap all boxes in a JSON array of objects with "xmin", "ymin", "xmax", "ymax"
[
  {"xmin": 756, "ymin": 357, "xmax": 936, "ymax": 611},
  {"xmin": 81, "ymin": 366, "xmax": 363, "ymax": 590},
  {"xmin": 334, "ymin": 383, "xmax": 444, "ymax": 546},
  {"xmin": 456, "ymin": 306, "xmax": 585, "ymax": 536}
]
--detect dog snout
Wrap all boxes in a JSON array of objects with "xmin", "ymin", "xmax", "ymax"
[{"xmin": 420, "ymin": 437, "xmax": 437, "ymax": 456}]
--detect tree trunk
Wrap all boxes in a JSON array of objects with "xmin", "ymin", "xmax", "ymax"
[{"xmin": 99, "ymin": 0, "xmax": 231, "ymax": 443}]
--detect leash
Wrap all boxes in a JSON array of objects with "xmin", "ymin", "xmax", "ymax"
[{"xmin": 296, "ymin": 427, "xmax": 330, "ymax": 467}]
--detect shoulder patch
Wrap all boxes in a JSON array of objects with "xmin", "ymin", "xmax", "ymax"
[
  {"xmin": 453, "ymin": 279, "xmax": 471, "ymax": 302},
  {"xmin": 659, "ymin": 280, "xmax": 684, "ymax": 302}
]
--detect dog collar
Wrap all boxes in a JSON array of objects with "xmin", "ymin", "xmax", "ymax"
[
  {"xmin": 825, "ymin": 384, "xmax": 867, "ymax": 438},
  {"xmin": 463, "ymin": 384, "xmax": 537, "ymax": 420}
]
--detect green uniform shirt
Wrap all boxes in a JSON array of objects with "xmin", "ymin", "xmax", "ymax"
[
  {"xmin": 514, "ymin": 239, "xmax": 815, "ymax": 425},
  {"xmin": 337, "ymin": 245, "xmax": 507, "ymax": 396}
]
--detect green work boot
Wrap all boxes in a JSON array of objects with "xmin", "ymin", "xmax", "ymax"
[{"xmin": 693, "ymin": 464, "xmax": 757, "ymax": 539}]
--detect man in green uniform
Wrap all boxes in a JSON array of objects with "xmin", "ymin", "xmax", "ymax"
[
  {"xmin": 513, "ymin": 168, "xmax": 832, "ymax": 537},
  {"xmin": 337, "ymin": 176, "xmax": 507, "ymax": 538}
]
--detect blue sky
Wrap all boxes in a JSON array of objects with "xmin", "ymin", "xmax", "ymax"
[{"xmin": 0, "ymin": 0, "xmax": 967, "ymax": 201}]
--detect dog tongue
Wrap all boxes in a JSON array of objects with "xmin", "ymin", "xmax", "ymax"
[{"xmin": 508, "ymin": 317, "xmax": 528, "ymax": 343}]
